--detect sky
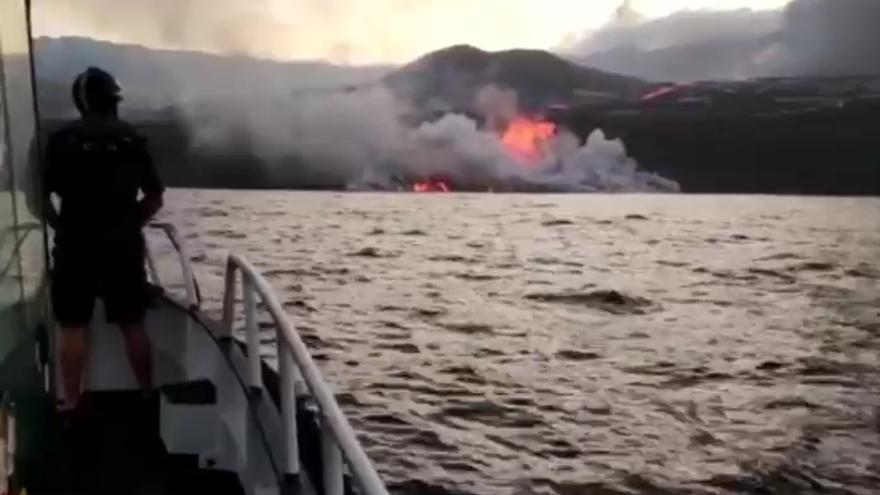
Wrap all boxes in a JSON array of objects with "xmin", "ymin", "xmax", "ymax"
[{"xmin": 34, "ymin": 0, "xmax": 793, "ymax": 64}]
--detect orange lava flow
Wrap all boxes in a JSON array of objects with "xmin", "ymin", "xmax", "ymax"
[
  {"xmin": 642, "ymin": 85, "xmax": 678, "ymax": 102},
  {"xmin": 501, "ymin": 117, "xmax": 557, "ymax": 165},
  {"xmin": 413, "ymin": 180, "xmax": 451, "ymax": 192}
]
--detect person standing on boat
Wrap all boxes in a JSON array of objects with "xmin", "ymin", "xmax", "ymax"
[{"xmin": 44, "ymin": 67, "xmax": 164, "ymax": 410}]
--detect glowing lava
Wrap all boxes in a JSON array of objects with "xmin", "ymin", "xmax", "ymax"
[
  {"xmin": 501, "ymin": 117, "xmax": 557, "ymax": 165},
  {"xmin": 642, "ymin": 85, "xmax": 679, "ymax": 102},
  {"xmin": 413, "ymin": 180, "xmax": 450, "ymax": 193}
]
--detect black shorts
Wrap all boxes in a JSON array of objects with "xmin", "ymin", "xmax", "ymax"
[{"xmin": 51, "ymin": 237, "xmax": 150, "ymax": 327}]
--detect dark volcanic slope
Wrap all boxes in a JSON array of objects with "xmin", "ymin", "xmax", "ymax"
[
  {"xmin": 384, "ymin": 44, "xmax": 648, "ymax": 113},
  {"xmin": 553, "ymin": 78, "xmax": 880, "ymax": 195}
]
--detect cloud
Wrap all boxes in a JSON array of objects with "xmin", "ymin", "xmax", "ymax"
[
  {"xmin": 35, "ymin": 0, "xmax": 335, "ymax": 61},
  {"xmin": 765, "ymin": 0, "xmax": 880, "ymax": 76},
  {"xmin": 33, "ymin": 0, "xmax": 593, "ymax": 64},
  {"xmin": 565, "ymin": 0, "xmax": 880, "ymax": 81}
]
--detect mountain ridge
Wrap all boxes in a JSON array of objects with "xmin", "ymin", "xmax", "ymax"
[
  {"xmin": 35, "ymin": 37, "xmax": 646, "ymax": 117},
  {"xmin": 385, "ymin": 43, "xmax": 648, "ymax": 113}
]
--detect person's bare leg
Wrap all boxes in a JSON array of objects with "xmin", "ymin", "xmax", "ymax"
[
  {"xmin": 121, "ymin": 321, "xmax": 152, "ymax": 395},
  {"xmin": 59, "ymin": 326, "xmax": 87, "ymax": 410}
]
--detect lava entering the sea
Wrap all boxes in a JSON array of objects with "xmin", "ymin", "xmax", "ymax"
[
  {"xmin": 501, "ymin": 116, "xmax": 557, "ymax": 165},
  {"xmin": 413, "ymin": 180, "xmax": 451, "ymax": 192}
]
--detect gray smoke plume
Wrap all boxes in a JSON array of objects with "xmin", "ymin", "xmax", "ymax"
[
  {"xmin": 566, "ymin": 0, "xmax": 880, "ymax": 82},
  {"xmin": 34, "ymin": 0, "xmax": 561, "ymax": 65},
  {"xmin": 35, "ymin": 0, "xmax": 335, "ymax": 62},
  {"xmin": 183, "ymin": 82, "xmax": 678, "ymax": 192},
  {"xmin": 766, "ymin": 0, "xmax": 880, "ymax": 76}
]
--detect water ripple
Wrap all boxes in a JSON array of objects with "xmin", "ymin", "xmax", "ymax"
[{"xmin": 153, "ymin": 191, "xmax": 880, "ymax": 495}]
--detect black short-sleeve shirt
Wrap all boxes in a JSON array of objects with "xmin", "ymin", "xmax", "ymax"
[{"xmin": 45, "ymin": 117, "xmax": 164, "ymax": 244}]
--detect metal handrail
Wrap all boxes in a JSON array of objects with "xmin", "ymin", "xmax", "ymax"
[
  {"xmin": 222, "ymin": 253, "xmax": 390, "ymax": 495},
  {"xmin": 145, "ymin": 222, "xmax": 200, "ymax": 309},
  {"xmin": 0, "ymin": 222, "xmax": 41, "ymax": 277}
]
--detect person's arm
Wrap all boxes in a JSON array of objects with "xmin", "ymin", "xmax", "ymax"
[
  {"xmin": 42, "ymin": 134, "xmax": 61, "ymax": 230},
  {"xmin": 136, "ymin": 135, "xmax": 164, "ymax": 226}
]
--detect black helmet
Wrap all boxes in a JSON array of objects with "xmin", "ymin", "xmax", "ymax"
[{"xmin": 72, "ymin": 67, "xmax": 122, "ymax": 115}]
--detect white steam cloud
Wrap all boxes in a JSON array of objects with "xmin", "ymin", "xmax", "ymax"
[{"xmin": 183, "ymin": 83, "xmax": 678, "ymax": 192}]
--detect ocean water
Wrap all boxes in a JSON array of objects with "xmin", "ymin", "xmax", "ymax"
[{"xmin": 151, "ymin": 190, "xmax": 880, "ymax": 495}]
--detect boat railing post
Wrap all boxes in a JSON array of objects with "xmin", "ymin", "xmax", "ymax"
[
  {"xmin": 221, "ymin": 257, "xmax": 237, "ymax": 339},
  {"xmin": 165, "ymin": 224, "xmax": 199, "ymax": 309},
  {"xmin": 277, "ymin": 331, "xmax": 300, "ymax": 481},
  {"xmin": 145, "ymin": 244, "xmax": 162, "ymax": 287},
  {"xmin": 243, "ymin": 275, "xmax": 262, "ymax": 391},
  {"xmin": 321, "ymin": 418, "xmax": 344, "ymax": 495},
  {"xmin": 145, "ymin": 223, "xmax": 200, "ymax": 308},
  {"xmin": 293, "ymin": 360, "xmax": 306, "ymax": 397}
]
